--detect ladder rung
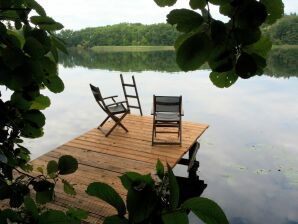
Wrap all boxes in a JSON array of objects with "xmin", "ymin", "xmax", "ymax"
[
  {"xmin": 129, "ymin": 105, "xmax": 140, "ymax": 109},
  {"xmin": 126, "ymin": 95, "xmax": 137, "ymax": 98},
  {"xmin": 123, "ymin": 84, "xmax": 135, "ymax": 87}
]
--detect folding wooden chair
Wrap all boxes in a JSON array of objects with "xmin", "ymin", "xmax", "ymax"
[
  {"xmin": 90, "ymin": 84, "xmax": 129, "ymax": 137},
  {"xmin": 151, "ymin": 95, "xmax": 183, "ymax": 146}
]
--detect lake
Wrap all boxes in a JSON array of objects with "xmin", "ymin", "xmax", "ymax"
[{"xmin": 27, "ymin": 48, "xmax": 298, "ymax": 223}]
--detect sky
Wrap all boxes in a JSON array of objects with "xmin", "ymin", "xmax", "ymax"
[{"xmin": 37, "ymin": 0, "xmax": 298, "ymax": 30}]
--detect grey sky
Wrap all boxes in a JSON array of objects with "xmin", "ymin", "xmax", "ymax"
[{"xmin": 37, "ymin": 0, "xmax": 298, "ymax": 30}]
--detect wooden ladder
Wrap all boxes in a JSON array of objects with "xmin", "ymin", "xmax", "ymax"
[{"xmin": 120, "ymin": 74, "xmax": 143, "ymax": 116}]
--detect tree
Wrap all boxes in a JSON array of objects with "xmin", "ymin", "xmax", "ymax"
[
  {"xmin": 154, "ymin": 0, "xmax": 284, "ymax": 88},
  {"xmin": 0, "ymin": 0, "xmax": 87, "ymax": 223}
]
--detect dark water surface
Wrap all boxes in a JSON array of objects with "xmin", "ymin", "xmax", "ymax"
[{"xmin": 24, "ymin": 49, "xmax": 298, "ymax": 223}]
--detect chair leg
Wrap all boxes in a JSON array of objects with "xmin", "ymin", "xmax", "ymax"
[
  {"xmin": 105, "ymin": 113, "xmax": 129, "ymax": 137},
  {"xmin": 98, "ymin": 115, "xmax": 110, "ymax": 128},
  {"xmin": 115, "ymin": 112, "xmax": 129, "ymax": 132},
  {"xmin": 152, "ymin": 119, "xmax": 156, "ymax": 146},
  {"xmin": 179, "ymin": 122, "xmax": 182, "ymax": 146}
]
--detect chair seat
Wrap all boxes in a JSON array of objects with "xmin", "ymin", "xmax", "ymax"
[
  {"xmin": 108, "ymin": 104, "xmax": 127, "ymax": 114},
  {"xmin": 156, "ymin": 112, "xmax": 180, "ymax": 122}
]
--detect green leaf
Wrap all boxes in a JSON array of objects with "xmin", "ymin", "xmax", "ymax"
[
  {"xmin": 162, "ymin": 210, "xmax": 189, "ymax": 224},
  {"xmin": 0, "ymin": 153, "xmax": 8, "ymax": 164},
  {"xmin": 156, "ymin": 159, "xmax": 164, "ymax": 179},
  {"xmin": 0, "ymin": 209, "xmax": 21, "ymax": 224},
  {"xmin": 52, "ymin": 36, "xmax": 68, "ymax": 55},
  {"xmin": 47, "ymin": 160, "xmax": 58, "ymax": 175},
  {"xmin": 23, "ymin": 110, "xmax": 45, "ymax": 128},
  {"xmin": 86, "ymin": 182, "xmax": 126, "ymax": 216},
  {"xmin": 21, "ymin": 110, "xmax": 45, "ymax": 138},
  {"xmin": 219, "ymin": 3, "xmax": 233, "ymax": 17},
  {"xmin": 63, "ymin": 180, "xmax": 76, "ymax": 196},
  {"xmin": 235, "ymin": 52, "xmax": 258, "ymax": 79},
  {"xmin": 211, "ymin": 20, "xmax": 227, "ymax": 44},
  {"xmin": 167, "ymin": 163, "xmax": 179, "ymax": 209},
  {"xmin": 24, "ymin": 196, "xmax": 38, "ymax": 220},
  {"xmin": 167, "ymin": 9, "xmax": 203, "ymax": 33},
  {"xmin": 154, "ymin": 0, "xmax": 177, "ymax": 7},
  {"xmin": 120, "ymin": 172, "xmax": 154, "ymax": 190},
  {"xmin": 66, "ymin": 208, "xmax": 88, "ymax": 220},
  {"xmin": 236, "ymin": 1, "xmax": 267, "ymax": 28},
  {"xmin": 208, "ymin": 47, "xmax": 233, "ymax": 72},
  {"xmin": 23, "ymin": 36, "xmax": 46, "ymax": 58},
  {"xmin": 260, "ymin": 0, "xmax": 284, "ymax": 24},
  {"xmin": 0, "ymin": 183, "xmax": 11, "ymax": 200},
  {"xmin": 58, "ymin": 155, "xmax": 78, "ymax": 175},
  {"xmin": 189, "ymin": 0, "xmax": 207, "ymax": 10},
  {"xmin": 103, "ymin": 215, "xmax": 129, "ymax": 224},
  {"xmin": 235, "ymin": 28, "xmax": 261, "ymax": 46},
  {"xmin": 25, "ymin": 0, "xmax": 46, "ymax": 16},
  {"xmin": 30, "ymin": 16, "xmax": 63, "ymax": 31},
  {"xmin": 126, "ymin": 185, "xmax": 157, "ymax": 223},
  {"xmin": 33, "ymin": 180, "xmax": 55, "ymax": 204},
  {"xmin": 11, "ymin": 92, "xmax": 31, "ymax": 110},
  {"xmin": 30, "ymin": 94, "xmax": 51, "ymax": 110},
  {"xmin": 208, "ymin": 0, "xmax": 230, "ymax": 5},
  {"xmin": 182, "ymin": 197, "xmax": 229, "ymax": 224},
  {"xmin": 176, "ymin": 32, "xmax": 211, "ymax": 71},
  {"xmin": 44, "ymin": 75, "xmax": 64, "ymax": 93},
  {"xmin": 209, "ymin": 71, "xmax": 238, "ymax": 88},
  {"xmin": 38, "ymin": 210, "xmax": 68, "ymax": 224},
  {"xmin": 244, "ymin": 36, "xmax": 272, "ymax": 58}
]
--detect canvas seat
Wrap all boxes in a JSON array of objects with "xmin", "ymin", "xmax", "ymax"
[
  {"xmin": 151, "ymin": 95, "xmax": 183, "ymax": 146},
  {"xmin": 90, "ymin": 84, "xmax": 129, "ymax": 137}
]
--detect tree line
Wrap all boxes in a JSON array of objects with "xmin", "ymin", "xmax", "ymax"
[
  {"xmin": 58, "ymin": 23, "xmax": 180, "ymax": 47},
  {"xmin": 58, "ymin": 15, "xmax": 298, "ymax": 48},
  {"xmin": 264, "ymin": 14, "xmax": 298, "ymax": 45}
]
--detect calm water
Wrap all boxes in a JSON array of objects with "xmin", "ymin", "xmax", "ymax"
[{"xmin": 23, "ymin": 49, "xmax": 298, "ymax": 223}]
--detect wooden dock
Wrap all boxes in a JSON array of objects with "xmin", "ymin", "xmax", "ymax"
[{"xmin": 31, "ymin": 114, "xmax": 208, "ymax": 223}]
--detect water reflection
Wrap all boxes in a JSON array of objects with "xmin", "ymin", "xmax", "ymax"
[
  {"xmin": 59, "ymin": 47, "xmax": 298, "ymax": 77},
  {"xmin": 18, "ymin": 53, "xmax": 298, "ymax": 223}
]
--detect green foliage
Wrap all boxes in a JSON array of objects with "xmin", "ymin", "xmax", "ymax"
[
  {"xmin": 86, "ymin": 182, "xmax": 126, "ymax": 216},
  {"xmin": 265, "ymin": 15, "xmax": 298, "ymax": 45},
  {"xmin": 58, "ymin": 155, "xmax": 78, "ymax": 175},
  {"xmin": 182, "ymin": 197, "xmax": 229, "ymax": 224},
  {"xmin": 87, "ymin": 161, "xmax": 229, "ymax": 224},
  {"xmin": 154, "ymin": 0, "xmax": 177, "ymax": 7},
  {"xmin": 162, "ymin": 210, "xmax": 188, "ymax": 224},
  {"xmin": 154, "ymin": 0, "xmax": 285, "ymax": 86},
  {"xmin": 57, "ymin": 23, "xmax": 180, "ymax": 47},
  {"xmin": 167, "ymin": 9, "xmax": 203, "ymax": 33},
  {"xmin": 63, "ymin": 179, "xmax": 76, "ymax": 196},
  {"xmin": 0, "ymin": 2, "xmax": 87, "ymax": 223}
]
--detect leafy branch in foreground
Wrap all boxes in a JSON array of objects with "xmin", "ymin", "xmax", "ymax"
[
  {"xmin": 86, "ymin": 160, "xmax": 229, "ymax": 224},
  {"xmin": 0, "ymin": 0, "xmax": 88, "ymax": 223},
  {"xmin": 0, "ymin": 155, "xmax": 88, "ymax": 224},
  {"xmin": 154, "ymin": 0, "xmax": 284, "ymax": 88}
]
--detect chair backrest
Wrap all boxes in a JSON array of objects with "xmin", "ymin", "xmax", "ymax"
[
  {"xmin": 90, "ymin": 84, "xmax": 106, "ymax": 111},
  {"xmin": 153, "ymin": 95, "xmax": 182, "ymax": 114}
]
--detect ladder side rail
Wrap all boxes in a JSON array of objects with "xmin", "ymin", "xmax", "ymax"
[
  {"xmin": 120, "ymin": 74, "xmax": 131, "ymax": 113},
  {"xmin": 132, "ymin": 76, "xmax": 143, "ymax": 116}
]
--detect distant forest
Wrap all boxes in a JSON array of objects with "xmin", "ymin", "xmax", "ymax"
[
  {"xmin": 58, "ymin": 23, "xmax": 179, "ymax": 47},
  {"xmin": 58, "ymin": 15, "xmax": 298, "ymax": 48}
]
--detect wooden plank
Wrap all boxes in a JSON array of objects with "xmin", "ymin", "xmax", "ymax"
[{"xmin": 27, "ymin": 114, "xmax": 208, "ymax": 223}]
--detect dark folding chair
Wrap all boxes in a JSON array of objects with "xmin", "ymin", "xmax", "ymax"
[
  {"xmin": 151, "ymin": 95, "xmax": 183, "ymax": 146},
  {"xmin": 90, "ymin": 84, "xmax": 129, "ymax": 137}
]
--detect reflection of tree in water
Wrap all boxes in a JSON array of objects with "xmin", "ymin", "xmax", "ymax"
[
  {"xmin": 60, "ymin": 48, "xmax": 180, "ymax": 72},
  {"xmin": 60, "ymin": 47, "xmax": 298, "ymax": 78},
  {"xmin": 265, "ymin": 47, "xmax": 298, "ymax": 78}
]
